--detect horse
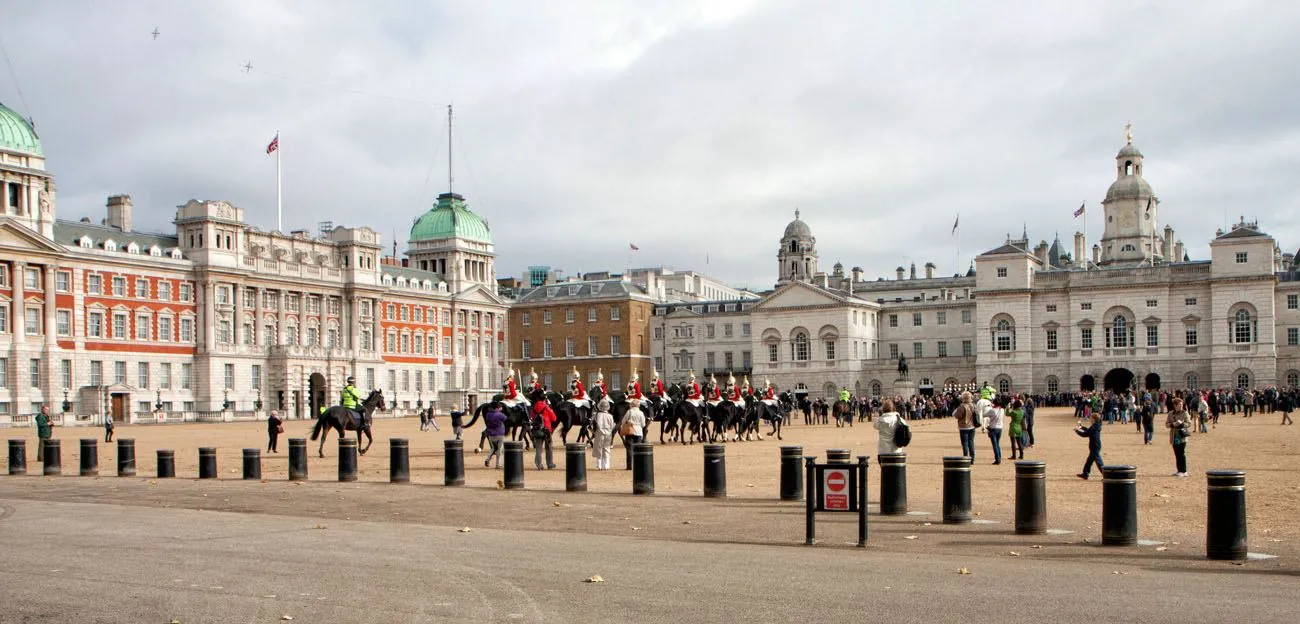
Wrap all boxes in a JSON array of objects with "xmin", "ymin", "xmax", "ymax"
[
  {"xmin": 548, "ymin": 391, "xmax": 591, "ymax": 445},
  {"xmin": 463, "ymin": 395, "xmax": 532, "ymax": 451},
  {"xmin": 310, "ymin": 389, "xmax": 386, "ymax": 458},
  {"xmin": 833, "ymin": 399, "xmax": 854, "ymax": 427}
]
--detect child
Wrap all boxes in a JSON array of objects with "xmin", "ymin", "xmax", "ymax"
[{"xmin": 1075, "ymin": 412, "xmax": 1104, "ymax": 480}]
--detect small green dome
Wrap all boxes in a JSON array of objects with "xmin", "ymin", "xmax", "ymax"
[
  {"xmin": 0, "ymin": 102, "xmax": 41, "ymax": 156},
  {"xmin": 409, "ymin": 192, "xmax": 492, "ymax": 244}
]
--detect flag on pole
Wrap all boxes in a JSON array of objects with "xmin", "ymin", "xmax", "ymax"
[
  {"xmin": 266, "ymin": 134, "xmax": 279, "ymax": 154},
  {"xmin": 629, "ymin": 243, "xmax": 639, "ymax": 251},
  {"xmin": 1073, "ymin": 202, "xmax": 1085, "ymax": 218},
  {"xmin": 951, "ymin": 215, "xmax": 959, "ymax": 235}
]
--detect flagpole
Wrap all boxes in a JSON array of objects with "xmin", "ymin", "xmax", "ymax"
[{"xmin": 276, "ymin": 130, "xmax": 282, "ymax": 232}]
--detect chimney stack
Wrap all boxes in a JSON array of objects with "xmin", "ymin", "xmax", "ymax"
[
  {"xmin": 1092, "ymin": 244, "xmax": 1101, "ymax": 265},
  {"xmin": 1034, "ymin": 241, "xmax": 1049, "ymax": 264},
  {"xmin": 106, "ymin": 194, "xmax": 132, "ymax": 232},
  {"xmin": 851, "ymin": 266, "xmax": 863, "ymax": 283},
  {"xmin": 909, "ymin": 263, "xmax": 917, "ymax": 280},
  {"xmin": 896, "ymin": 266, "xmax": 905, "ymax": 280},
  {"xmin": 1163, "ymin": 225, "xmax": 1174, "ymax": 260},
  {"xmin": 1174, "ymin": 240, "xmax": 1186, "ymax": 262},
  {"xmin": 924, "ymin": 262, "xmax": 936, "ymax": 279},
  {"xmin": 1074, "ymin": 232, "xmax": 1086, "ymax": 268}
]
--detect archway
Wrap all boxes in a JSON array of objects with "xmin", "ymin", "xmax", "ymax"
[
  {"xmin": 1144, "ymin": 373, "xmax": 1161, "ymax": 390},
  {"xmin": 1080, "ymin": 375, "xmax": 1096, "ymax": 392},
  {"xmin": 1103, "ymin": 368, "xmax": 1134, "ymax": 393},
  {"xmin": 309, "ymin": 372, "xmax": 327, "ymax": 420}
]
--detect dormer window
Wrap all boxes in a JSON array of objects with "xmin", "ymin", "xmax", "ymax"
[
  {"xmin": 78, "ymin": 235, "xmax": 93, "ymax": 248},
  {"xmin": 126, "ymin": 242, "xmax": 140, "ymax": 254},
  {"xmin": 149, "ymin": 245, "xmax": 162, "ymax": 257},
  {"xmin": 169, "ymin": 248, "xmax": 183, "ymax": 259},
  {"xmin": 103, "ymin": 239, "xmax": 117, "ymax": 251}
]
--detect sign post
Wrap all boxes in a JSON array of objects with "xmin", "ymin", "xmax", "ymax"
[{"xmin": 804, "ymin": 455, "xmax": 869, "ymax": 547}]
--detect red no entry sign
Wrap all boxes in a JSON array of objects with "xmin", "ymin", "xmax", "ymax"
[{"xmin": 823, "ymin": 468, "xmax": 849, "ymax": 510}]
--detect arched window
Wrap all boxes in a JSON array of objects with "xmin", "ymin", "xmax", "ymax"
[
  {"xmin": 1186, "ymin": 373, "xmax": 1198, "ymax": 389},
  {"xmin": 792, "ymin": 332, "xmax": 810, "ymax": 361},
  {"xmin": 1046, "ymin": 376, "xmax": 1059, "ymax": 394},
  {"xmin": 996, "ymin": 376, "xmax": 1012, "ymax": 394},
  {"xmin": 1232, "ymin": 309, "xmax": 1254, "ymax": 344},
  {"xmin": 992, "ymin": 318, "xmax": 1015, "ymax": 351},
  {"xmin": 870, "ymin": 381, "xmax": 881, "ymax": 397},
  {"xmin": 1236, "ymin": 372, "xmax": 1251, "ymax": 388},
  {"xmin": 1287, "ymin": 371, "xmax": 1299, "ymax": 387}
]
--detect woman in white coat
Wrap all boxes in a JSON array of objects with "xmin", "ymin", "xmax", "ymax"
[
  {"xmin": 873, "ymin": 399, "xmax": 905, "ymax": 455},
  {"xmin": 591, "ymin": 398, "xmax": 616, "ymax": 470}
]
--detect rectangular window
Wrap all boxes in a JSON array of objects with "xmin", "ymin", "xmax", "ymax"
[
  {"xmin": 1288, "ymin": 294, "xmax": 1298, "ymax": 310},
  {"xmin": 158, "ymin": 317, "xmax": 173, "ymax": 341},
  {"xmin": 543, "ymin": 338, "xmax": 553, "ymax": 358},
  {"xmin": 89, "ymin": 361, "xmax": 103, "ymax": 386},
  {"xmin": 826, "ymin": 340, "xmax": 836, "ymax": 360},
  {"xmin": 706, "ymin": 352, "xmax": 716, "ymax": 369},
  {"xmin": 218, "ymin": 320, "xmax": 231, "ymax": 344},
  {"xmin": 1080, "ymin": 302, "xmax": 1093, "ymax": 311},
  {"xmin": 888, "ymin": 343, "xmax": 899, "ymax": 359},
  {"xmin": 88, "ymin": 311, "xmax": 103, "ymax": 338},
  {"xmin": 610, "ymin": 306, "xmax": 620, "ymax": 321},
  {"xmin": 24, "ymin": 267, "xmax": 39, "ymax": 289},
  {"xmin": 1146, "ymin": 299, "xmax": 1158, "ymax": 308},
  {"xmin": 542, "ymin": 310, "xmax": 552, "ymax": 324},
  {"xmin": 136, "ymin": 314, "xmax": 150, "ymax": 340},
  {"xmin": 29, "ymin": 358, "xmax": 40, "ymax": 387},
  {"xmin": 1235, "ymin": 252, "xmax": 1248, "ymax": 264},
  {"xmin": 912, "ymin": 342, "xmax": 923, "ymax": 358},
  {"xmin": 996, "ymin": 267, "xmax": 1008, "ymax": 278},
  {"xmin": 706, "ymin": 324, "xmax": 715, "ymax": 338},
  {"xmin": 888, "ymin": 314, "xmax": 898, "ymax": 328},
  {"xmin": 937, "ymin": 311, "xmax": 947, "ymax": 325},
  {"xmin": 521, "ymin": 311, "xmax": 531, "ymax": 326},
  {"xmin": 137, "ymin": 362, "xmax": 150, "ymax": 389},
  {"xmin": 961, "ymin": 340, "xmax": 973, "ymax": 357},
  {"xmin": 742, "ymin": 351, "xmax": 752, "ymax": 368},
  {"xmin": 565, "ymin": 308, "xmax": 574, "ymax": 324},
  {"xmin": 610, "ymin": 336, "xmax": 621, "ymax": 355},
  {"xmin": 25, "ymin": 307, "xmax": 40, "ymax": 335},
  {"xmin": 1184, "ymin": 326, "xmax": 1198, "ymax": 346},
  {"xmin": 1185, "ymin": 297, "xmax": 1197, "ymax": 306},
  {"xmin": 223, "ymin": 363, "xmax": 235, "ymax": 391},
  {"xmin": 961, "ymin": 310, "xmax": 972, "ymax": 324},
  {"xmin": 56, "ymin": 271, "xmax": 70, "ymax": 292},
  {"xmin": 113, "ymin": 361, "xmax": 127, "ymax": 385},
  {"xmin": 158, "ymin": 281, "xmax": 172, "ymax": 301},
  {"xmin": 1081, "ymin": 327, "xmax": 1094, "ymax": 349},
  {"xmin": 1045, "ymin": 304, "xmax": 1057, "ymax": 313},
  {"xmin": 56, "ymin": 310, "xmax": 71, "ymax": 336},
  {"xmin": 112, "ymin": 276, "xmax": 126, "ymax": 297},
  {"xmin": 1288, "ymin": 327, "xmax": 1299, "ymax": 346},
  {"xmin": 724, "ymin": 351, "xmax": 734, "ymax": 369},
  {"xmin": 742, "ymin": 323, "xmax": 751, "ymax": 337},
  {"xmin": 723, "ymin": 324, "xmax": 733, "ymax": 338},
  {"xmin": 588, "ymin": 336, "xmax": 598, "ymax": 356},
  {"xmin": 1146, "ymin": 325, "xmax": 1159, "ymax": 347},
  {"xmin": 135, "ymin": 278, "xmax": 149, "ymax": 298},
  {"xmin": 767, "ymin": 343, "xmax": 778, "ymax": 363},
  {"xmin": 61, "ymin": 359, "xmax": 72, "ymax": 390},
  {"xmin": 87, "ymin": 274, "xmax": 102, "ymax": 295},
  {"xmin": 159, "ymin": 363, "xmax": 171, "ymax": 389},
  {"xmin": 112, "ymin": 313, "xmax": 127, "ymax": 339},
  {"xmin": 1046, "ymin": 329, "xmax": 1058, "ymax": 351},
  {"xmin": 937, "ymin": 341, "xmax": 948, "ymax": 357},
  {"xmin": 179, "ymin": 283, "xmax": 192, "ymax": 302},
  {"xmin": 180, "ymin": 317, "xmax": 194, "ymax": 342},
  {"xmin": 181, "ymin": 363, "xmax": 192, "ymax": 389},
  {"xmin": 521, "ymin": 340, "xmax": 531, "ymax": 359},
  {"xmin": 912, "ymin": 313, "xmax": 922, "ymax": 327},
  {"xmin": 653, "ymin": 327, "xmax": 663, "ymax": 340},
  {"xmin": 565, "ymin": 337, "xmax": 575, "ymax": 357}
]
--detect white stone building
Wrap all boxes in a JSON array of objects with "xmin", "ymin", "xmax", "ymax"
[
  {"xmin": 0, "ymin": 102, "xmax": 509, "ymax": 424},
  {"xmin": 653, "ymin": 132, "xmax": 1300, "ymax": 398}
]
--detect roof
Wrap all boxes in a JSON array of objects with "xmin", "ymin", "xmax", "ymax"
[
  {"xmin": 409, "ymin": 192, "xmax": 492, "ymax": 244},
  {"xmin": 53, "ymin": 219, "xmax": 179, "ymax": 251},
  {"xmin": 515, "ymin": 279, "xmax": 653, "ymax": 304},
  {"xmin": 783, "ymin": 211, "xmax": 812, "ymax": 239},
  {"xmin": 1216, "ymin": 225, "xmax": 1268, "ymax": 240},
  {"xmin": 1105, "ymin": 176, "xmax": 1153, "ymax": 202},
  {"xmin": 1117, "ymin": 142, "xmax": 1143, "ymax": 158},
  {"xmin": 380, "ymin": 264, "xmax": 446, "ymax": 283},
  {"xmin": 980, "ymin": 242, "xmax": 1031, "ymax": 257},
  {"xmin": 0, "ymin": 102, "xmax": 41, "ymax": 156}
]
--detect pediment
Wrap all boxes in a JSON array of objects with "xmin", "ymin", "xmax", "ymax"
[
  {"xmin": 0, "ymin": 218, "xmax": 64, "ymax": 253},
  {"xmin": 1041, "ymin": 320, "xmax": 1061, "ymax": 330},
  {"xmin": 1142, "ymin": 316, "xmax": 1161, "ymax": 325},
  {"xmin": 1181, "ymin": 314, "xmax": 1202, "ymax": 324},
  {"xmin": 454, "ymin": 283, "xmax": 507, "ymax": 306},
  {"xmin": 1077, "ymin": 319, "xmax": 1095, "ymax": 327},
  {"xmin": 752, "ymin": 282, "xmax": 845, "ymax": 311}
]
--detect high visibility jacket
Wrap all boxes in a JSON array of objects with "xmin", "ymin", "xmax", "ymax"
[{"xmin": 342, "ymin": 384, "xmax": 362, "ymax": 409}]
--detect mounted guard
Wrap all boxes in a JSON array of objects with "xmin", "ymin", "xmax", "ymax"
[
  {"xmin": 685, "ymin": 371, "xmax": 704, "ymax": 407},
  {"xmin": 568, "ymin": 367, "xmax": 592, "ymax": 409},
  {"xmin": 528, "ymin": 367, "xmax": 544, "ymax": 395},
  {"xmin": 502, "ymin": 369, "xmax": 529, "ymax": 409},
  {"xmin": 761, "ymin": 379, "xmax": 779, "ymax": 407}
]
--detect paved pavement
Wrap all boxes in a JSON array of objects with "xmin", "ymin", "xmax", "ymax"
[{"xmin": 0, "ymin": 497, "xmax": 1294, "ymax": 623}]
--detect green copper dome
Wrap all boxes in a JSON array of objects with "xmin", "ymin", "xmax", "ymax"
[
  {"xmin": 0, "ymin": 102, "xmax": 42, "ymax": 156},
  {"xmin": 409, "ymin": 192, "xmax": 492, "ymax": 244}
]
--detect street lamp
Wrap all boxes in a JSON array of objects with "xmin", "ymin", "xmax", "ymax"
[
  {"xmin": 223, "ymin": 388, "xmax": 231, "ymax": 411},
  {"xmin": 417, "ymin": 390, "xmax": 423, "ymax": 409},
  {"xmin": 62, "ymin": 388, "xmax": 71, "ymax": 413},
  {"xmin": 155, "ymin": 389, "xmax": 163, "ymax": 412},
  {"xmin": 255, "ymin": 387, "xmax": 263, "ymax": 411}
]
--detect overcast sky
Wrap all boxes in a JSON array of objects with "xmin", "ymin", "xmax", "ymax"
[{"xmin": 3, "ymin": 1, "xmax": 1298, "ymax": 290}]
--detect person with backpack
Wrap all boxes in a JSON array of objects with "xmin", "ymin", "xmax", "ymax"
[
  {"xmin": 873, "ymin": 399, "xmax": 907, "ymax": 455},
  {"xmin": 529, "ymin": 396, "xmax": 557, "ymax": 470}
]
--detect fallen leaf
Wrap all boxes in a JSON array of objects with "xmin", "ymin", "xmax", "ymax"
[
  {"xmin": 1030, "ymin": 545, "xmax": 1043, "ymax": 549},
  {"xmin": 553, "ymin": 501, "xmax": 562, "ymax": 507},
  {"xmin": 1111, "ymin": 571, "xmax": 1120, "ymax": 575},
  {"xmin": 496, "ymin": 480, "xmax": 505, "ymax": 489},
  {"xmin": 458, "ymin": 527, "xmax": 473, "ymax": 533},
  {"xmin": 957, "ymin": 568, "xmax": 971, "ymax": 575},
  {"xmin": 904, "ymin": 535, "xmax": 919, "ymax": 540},
  {"xmin": 263, "ymin": 595, "xmax": 277, "ymax": 599},
  {"xmin": 313, "ymin": 524, "xmax": 327, "ymax": 530},
  {"xmin": 746, "ymin": 484, "xmax": 756, "ymax": 488},
  {"xmin": 682, "ymin": 520, "xmax": 693, "ymax": 525},
  {"xmin": 631, "ymin": 527, "xmax": 642, "ymax": 531},
  {"xmin": 923, "ymin": 522, "xmax": 932, "ymax": 526},
  {"xmin": 1155, "ymin": 547, "xmax": 1168, "ymax": 552},
  {"xmin": 584, "ymin": 575, "xmax": 605, "ymax": 583},
  {"xmin": 1009, "ymin": 551, "xmax": 1020, "ymax": 557},
  {"xmin": 973, "ymin": 512, "xmax": 981, "ymax": 516},
  {"xmin": 282, "ymin": 616, "xmax": 294, "ymax": 621}
]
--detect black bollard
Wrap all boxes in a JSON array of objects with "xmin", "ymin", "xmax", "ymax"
[
  {"xmin": 338, "ymin": 439, "xmax": 358, "ymax": 482},
  {"xmin": 288, "ymin": 439, "xmax": 308, "ymax": 481},
  {"xmin": 942, "ymin": 456, "xmax": 972, "ymax": 524},
  {"xmin": 42, "ymin": 439, "xmax": 62, "ymax": 476},
  {"xmin": 1206, "ymin": 470, "xmax": 1248, "ymax": 560},
  {"xmin": 826, "ymin": 448, "xmax": 851, "ymax": 464},
  {"xmin": 1014, "ymin": 460, "xmax": 1047, "ymax": 535},
  {"xmin": 198, "ymin": 447, "xmax": 217, "ymax": 479},
  {"xmin": 632, "ymin": 443, "xmax": 655, "ymax": 495},
  {"xmin": 116, "ymin": 438, "xmax": 136, "ymax": 477},
  {"xmin": 503, "ymin": 441, "xmax": 524, "ymax": 489},
  {"xmin": 242, "ymin": 448, "xmax": 261, "ymax": 480},
  {"xmin": 877, "ymin": 452, "xmax": 908, "ymax": 515},
  {"xmin": 704, "ymin": 444, "xmax": 726, "ymax": 498},
  {"xmin": 389, "ymin": 438, "xmax": 410, "ymax": 483},
  {"xmin": 444, "ymin": 439, "xmax": 465, "ymax": 487},
  {"xmin": 7, "ymin": 439, "xmax": 26, "ymax": 475},
  {"xmin": 156, "ymin": 449, "xmax": 175, "ymax": 478},
  {"xmin": 565, "ymin": 443, "xmax": 587, "ymax": 492},
  {"xmin": 1101, "ymin": 465, "xmax": 1138, "ymax": 546},
  {"xmin": 79, "ymin": 438, "xmax": 98, "ymax": 477},
  {"xmin": 780, "ymin": 446, "xmax": 804, "ymax": 501}
]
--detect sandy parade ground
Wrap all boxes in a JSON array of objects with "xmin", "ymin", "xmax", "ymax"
[{"xmin": 3, "ymin": 405, "xmax": 1297, "ymax": 571}]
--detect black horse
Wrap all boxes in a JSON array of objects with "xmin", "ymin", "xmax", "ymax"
[
  {"xmin": 464, "ymin": 395, "xmax": 532, "ymax": 451},
  {"xmin": 547, "ymin": 391, "xmax": 592, "ymax": 445},
  {"xmin": 310, "ymin": 389, "xmax": 386, "ymax": 458}
]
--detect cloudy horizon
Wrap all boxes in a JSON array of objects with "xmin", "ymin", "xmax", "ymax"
[{"xmin": 2, "ymin": 1, "xmax": 1298, "ymax": 291}]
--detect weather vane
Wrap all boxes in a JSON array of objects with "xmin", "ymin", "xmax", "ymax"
[
  {"xmin": 1124, "ymin": 121, "xmax": 1133, "ymax": 144},
  {"xmin": 151, "ymin": 27, "xmax": 160, "ymax": 40},
  {"xmin": 242, "ymin": 60, "xmax": 254, "ymax": 74}
]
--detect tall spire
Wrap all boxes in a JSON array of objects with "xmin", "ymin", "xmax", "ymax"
[{"xmin": 447, "ymin": 104, "xmax": 454, "ymax": 195}]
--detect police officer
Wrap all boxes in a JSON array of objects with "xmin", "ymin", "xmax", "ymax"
[{"xmin": 341, "ymin": 376, "xmax": 363, "ymax": 420}]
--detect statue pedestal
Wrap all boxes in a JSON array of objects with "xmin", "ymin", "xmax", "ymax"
[{"xmin": 892, "ymin": 380, "xmax": 917, "ymax": 399}]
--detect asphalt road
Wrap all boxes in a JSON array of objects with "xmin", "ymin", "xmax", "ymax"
[{"xmin": 0, "ymin": 497, "xmax": 1293, "ymax": 624}]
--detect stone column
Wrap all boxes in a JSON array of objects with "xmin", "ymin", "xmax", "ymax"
[
  {"xmin": 232, "ymin": 283, "xmax": 245, "ymax": 347},
  {"xmin": 12, "ymin": 260, "xmax": 26, "ymax": 343},
  {"xmin": 200, "ymin": 281, "xmax": 216, "ymax": 353},
  {"xmin": 43, "ymin": 264, "xmax": 57, "ymax": 347},
  {"xmin": 254, "ymin": 287, "xmax": 265, "ymax": 346},
  {"xmin": 277, "ymin": 289, "xmax": 287, "ymax": 346}
]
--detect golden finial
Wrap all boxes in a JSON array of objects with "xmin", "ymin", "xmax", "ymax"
[{"xmin": 1124, "ymin": 121, "xmax": 1133, "ymax": 144}]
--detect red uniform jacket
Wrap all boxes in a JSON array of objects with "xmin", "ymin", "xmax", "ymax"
[
  {"xmin": 710, "ymin": 385, "xmax": 722, "ymax": 401},
  {"xmin": 628, "ymin": 381, "xmax": 643, "ymax": 400},
  {"xmin": 571, "ymin": 380, "xmax": 586, "ymax": 400},
  {"xmin": 505, "ymin": 378, "xmax": 519, "ymax": 400},
  {"xmin": 727, "ymin": 385, "xmax": 742, "ymax": 402},
  {"xmin": 653, "ymin": 379, "xmax": 666, "ymax": 396},
  {"xmin": 687, "ymin": 382, "xmax": 702, "ymax": 400},
  {"xmin": 764, "ymin": 387, "xmax": 776, "ymax": 400}
]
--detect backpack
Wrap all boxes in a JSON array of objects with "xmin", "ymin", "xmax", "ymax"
[
  {"xmin": 893, "ymin": 419, "xmax": 912, "ymax": 447},
  {"xmin": 969, "ymin": 405, "xmax": 983, "ymax": 428}
]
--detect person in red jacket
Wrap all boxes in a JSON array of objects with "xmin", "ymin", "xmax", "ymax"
[
  {"xmin": 627, "ymin": 371, "xmax": 644, "ymax": 401},
  {"xmin": 651, "ymin": 369, "xmax": 666, "ymax": 398},
  {"xmin": 707, "ymin": 375, "xmax": 723, "ymax": 405},
  {"xmin": 726, "ymin": 373, "xmax": 743, "ymax": 404},
  {"xmin": 503, "ymin": 369, "xmax": 528, "ymax": 408},
  {"xmin": 530, "ymin": 398, "xmax": 557, "ymax": 470},
  {"xmin": 568, "ymin": 367, "xmax": 591, "ymax": 409},
  {"xmin": 592, "ymin": 369, "xmax": 607, "ymax": 399},
  {"xmin": 685, "ymin": 371, "xmax": 704, "ymax": 407},
  {"xmin": 762, "ymin": 379, "xmax": 778, "ymax": 406},
  {"xmin": 527, "ymin": 368, "xmax": 544, "ymax": 395}
]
